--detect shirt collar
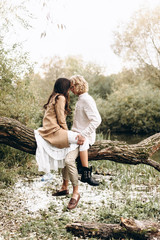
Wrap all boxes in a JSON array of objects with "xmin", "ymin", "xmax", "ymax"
[{"xmin": 78, "ymin": 92, "xmax": 88, "ymax": 100}]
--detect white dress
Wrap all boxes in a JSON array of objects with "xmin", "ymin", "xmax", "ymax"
[{"xmin": 34, "ymin": 130, "xmax": 78, "ymax": 173}]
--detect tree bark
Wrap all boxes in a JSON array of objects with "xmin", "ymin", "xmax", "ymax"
[
  {"xmin": 66, "ymin": 218, "xmax": 160, "ymax": 240},
  {"xmin": 1, "ymin": 116, "xmax": 160, "ymax": 172},
  {"xmin": 0, "ymin": 117, "xmax": 36, "ymax": 154}
]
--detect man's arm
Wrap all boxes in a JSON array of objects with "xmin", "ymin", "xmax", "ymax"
[
  {"xmin": 76, "ymin": 134, "xmax": 86, "ymax": 145},
  {"xmin": 80, "ymin": 99, "xmax": 101, "ymax": 138}
]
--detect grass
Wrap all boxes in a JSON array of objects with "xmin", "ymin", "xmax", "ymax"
[
  {"xmin": 91, "ymin": 160, "xmax": 160, "ymax": 224},
  {"xmin": 19, "ymin": 214, "xmax": 73, "ymax": 240},
  {"xmin": 1, "ymin": 150, "xmax": 160, "ymax": 239}
]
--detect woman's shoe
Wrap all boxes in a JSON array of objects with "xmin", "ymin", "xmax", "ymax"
[
  {"xmin": 41, "ymin": 173, "xmax": 54, "ymax": 181},
  {"xmin": 67, "ymin": 193, "xmax": 80, "ymax": 210},
  {"xmin": 52, "ymin": 189, "xmax": 69, "ymax": 196}
]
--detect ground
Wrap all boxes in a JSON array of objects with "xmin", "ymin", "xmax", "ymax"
[{"xmin": 0, "ymin": 160, "xmax": 160, "ymax": 240}]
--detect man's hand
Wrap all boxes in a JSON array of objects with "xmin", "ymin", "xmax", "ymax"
[{"xmin": 76, "ymin": 135, "xmax": 85, "ymax": 145}]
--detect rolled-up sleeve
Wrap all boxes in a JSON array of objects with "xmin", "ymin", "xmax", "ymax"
[
  {"xmin": 55, "ymin": 96, "xmax": 68, "ymax": 130},
  {"xmin": 81, "ymin": 99, "xmax": 101, "ymax": 138}
]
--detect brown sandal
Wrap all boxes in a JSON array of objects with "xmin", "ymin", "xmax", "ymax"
[{"xmin": 52, "ymin": 189, "xmax": 69, "ymax": 196}]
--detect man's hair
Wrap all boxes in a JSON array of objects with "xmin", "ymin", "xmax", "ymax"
[{"xmin": 70, "ymin": 75, "xmax": 88, "ymax": 94}]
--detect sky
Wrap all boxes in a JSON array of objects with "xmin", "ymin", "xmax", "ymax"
[{"xmin": 7, "ymin": 0, "xmax": 160, "ymax": 74}]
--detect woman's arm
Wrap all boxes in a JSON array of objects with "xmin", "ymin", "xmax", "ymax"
[{"xmin": 55, "ymin": 95, "xmax": 68, "ymax": 130}]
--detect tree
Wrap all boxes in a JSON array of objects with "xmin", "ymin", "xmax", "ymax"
[
  {"xmin": 112, "ymin": 7, "xmax": 160, "ymax": 68},
  {"xmin": 1, "ymin": 116, "xmax": 160, "ymax": 173},
  {"xmin": 112, "ymin": 7, "xmax": 160, "ymax": 86}
]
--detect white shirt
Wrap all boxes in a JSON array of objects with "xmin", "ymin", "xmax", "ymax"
[{"xmin": 71, "ymin": 92, "xmax": 101, "ymax": 145}]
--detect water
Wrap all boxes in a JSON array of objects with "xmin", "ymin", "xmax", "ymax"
[
  {"xmin": 104, "ymin": 132, "xmax": 160, "ymax": 162},
  {"xmin": 110, "ymin": 132, "xmax": 150, "ymax": 144}
]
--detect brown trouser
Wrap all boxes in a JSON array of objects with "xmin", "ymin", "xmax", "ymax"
[{"xmin": 62, "ymin": 148, "xmax": 79, "ymax": 186}]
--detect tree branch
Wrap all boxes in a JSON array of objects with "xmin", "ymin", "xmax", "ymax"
[{"xmin": 1, "ymin": 116, "xmax": 160, "ymax": 172}]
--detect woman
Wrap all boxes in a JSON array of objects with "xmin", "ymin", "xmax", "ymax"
[
  {"xmin": 38, "ymin": 77, "xmax": 71, "ymax": 149},
  {"xmin": 35, "ymin": 78, "xmax": 80, "ymax": 210}
]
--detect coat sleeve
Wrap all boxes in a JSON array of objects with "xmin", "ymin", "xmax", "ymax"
[
  {"xmin": 55, "ymin": 95, "xmax": 68, "ymax": 130},
  {"xmin": 81, "ymin": 98, "xmax": 101, "ymax": 138}
]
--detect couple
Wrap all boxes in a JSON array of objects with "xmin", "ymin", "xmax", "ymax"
[{"xmin": 35, "ymin": 75, "xmax": 101, "ymax": 210}]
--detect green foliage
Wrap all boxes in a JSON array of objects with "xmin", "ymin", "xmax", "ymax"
[
  {"xmin": 0, "ymin": 144, "xmax": 39, "ymax": 188},
  {"xmin": 1, "ymin": 77, "xmax": 43, "ymax": 128},
  {"xmin": 0, "ymin": 44, "xmax": 42, "ymax": 186},
  {"xmin": 0, "ymin": 145, "xmax": 30, "ymax": 188},
  {"xmin": 136, "ymin": 65, "xmax": 160, "ymax": 89},
  {"xmin": 97, "ymin": 82, "xmax": 160, "ymax": 133},
  {"xmin": 0, "ymin": 162, "xmax": 16, "ymax": 188},
  {"xmin": 0, "ymin": 0, "xmax": 41, "ymax": 187},
  {"xmin": 109, "ymin": 6, "xmax": 160, "ymax": 133},
  {"xmin": 0, "ymin": 145, "xmax": 30, "ymax": 167},
  {"xmin": 89, "ymin": 74, "xmax": 114, "ymax": 99}
]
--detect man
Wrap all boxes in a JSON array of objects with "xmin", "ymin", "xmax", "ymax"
[{"xmin": 70, "ymin": 75, "xmax": 101, "ymax": 185}]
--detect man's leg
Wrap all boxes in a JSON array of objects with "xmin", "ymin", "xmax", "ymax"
[
  {"xmin": 65, "ymin": 148, "xmax": 81, "ymax": 210},
  {"xmin": 79, "ymin": 146, "xmax": 99, "ymax": 187},
  {"xmin": 79, "ymin": 150, "xmax": 88, "ymax": 167},
  {"xmin": 65, "ymin": 148, "xmax": 79, "ymax": 198}
]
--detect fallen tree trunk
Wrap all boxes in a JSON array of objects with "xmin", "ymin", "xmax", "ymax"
[
  {"xmin": 66, "ymin": 218, "xmax": 160, "ymax": 240},
  {"xmin": 1, "ymin": 116, "xmax": 160, "ymax": 172},
  {"xmin": 0, "ymin": 117, "xmax": 36, "ymax": 154}
]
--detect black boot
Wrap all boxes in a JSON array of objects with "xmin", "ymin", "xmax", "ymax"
[{"xmin": 81, "ymin": 166, "xmax": 99, "ymax": 186}]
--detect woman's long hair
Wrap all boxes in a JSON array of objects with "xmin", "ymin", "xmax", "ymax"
[{"xmin": 43, "ymin": 78, "xmax": 71, "ymax": 114}]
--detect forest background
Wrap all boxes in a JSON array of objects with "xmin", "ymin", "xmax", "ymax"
[{"xmin": 0, "ymin": 0, "xmax": 160, "ymax": 187}]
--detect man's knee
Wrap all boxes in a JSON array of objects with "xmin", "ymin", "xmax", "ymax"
[
  {"xmin": 65, "ymin": 149, "xmax": 78, "ymax": 166},
  {"xmin": 65, "ymin": 155, "xmax": 76, "ymax": 166}
]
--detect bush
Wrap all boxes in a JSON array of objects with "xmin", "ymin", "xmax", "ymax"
[
  {"xmin": 1, "ymin": 78, "xmax": 43, "ymax": 129},
  {"xmin": 89, "ymin": 75, "xmax": 114, "ymax": 99},
  {"xmin": 0, "ymin": 145, "xmax": 31, "ymax": 167},
  {"xmin": 97, "ymin": 83, "xmax": 160, "ymax": 133}
]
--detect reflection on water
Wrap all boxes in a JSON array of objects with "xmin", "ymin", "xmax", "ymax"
[
  {"xmin": 110, "ymin": 132, "xmax": 149, "ymax": 144},
  {"xmin": 110, "ymin": 132, "xmax": 160, "ymax": 162}
]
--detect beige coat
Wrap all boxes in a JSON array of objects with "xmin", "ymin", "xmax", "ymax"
[{"xmin": 38, "ymin": 94, "xmax": 69, "ymax": 149}]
